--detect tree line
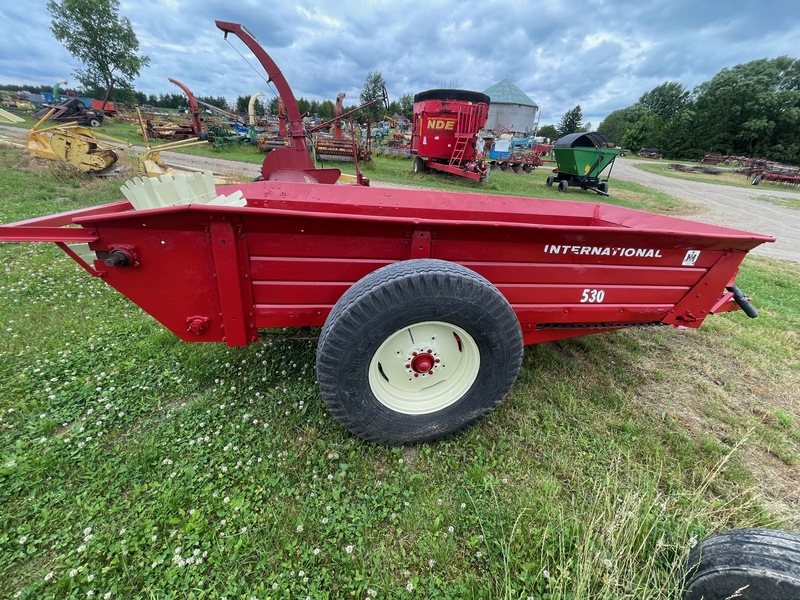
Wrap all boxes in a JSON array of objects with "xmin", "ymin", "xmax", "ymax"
[{"xmin": 597, "ymin": 57, "xmax": 800, "ymax": 163}]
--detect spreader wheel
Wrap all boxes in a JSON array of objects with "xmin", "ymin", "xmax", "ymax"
[
  {"xmin": 413, "ymin": 156, "xmax": 426, "ymax": 174},
  {"xmin": 598, "ymin": 182, "xmax": 609, "ymax": 194},
  {"xmin": 545, "ymin": 175, "xmax": 554, "ymax": 187},
  {"xmin": 682, "ymin": 528, "xmax": 800, "ymax": 600},
  {"xmin": 88, "ymin": 117, "xmax": 102, "ymax": 127},
  {"xmin": 558, "ymin": 179, "xmax": 569, "ymax": 192},
  {"xmin": 316, "ymin": 259, "xmax": 523, "ymax": 445}
]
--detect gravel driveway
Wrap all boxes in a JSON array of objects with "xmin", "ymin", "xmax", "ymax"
[{"xmin": 611, "ymin": 158, "xmax": 799, "ymax": 263}]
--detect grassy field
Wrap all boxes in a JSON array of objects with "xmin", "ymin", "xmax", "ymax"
[{"xmin": 0, "ymin": 145, "xmax": 799, "ymax": 599}]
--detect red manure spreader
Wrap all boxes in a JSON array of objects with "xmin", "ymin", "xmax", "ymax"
[{"xmin": 0, "ymin": 21, "xmax": 775, "ymax": 445}]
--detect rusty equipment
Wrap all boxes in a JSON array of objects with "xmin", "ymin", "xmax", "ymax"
[
  {"xmin": 134, "ymin": 108, "xmax": 236, "ymax": 185},
  {"xmin": 26, "ymin": 109, "xmax": 129, "ymax": 173},
  {"xmin": 306, "ymin": 90, "xmax": 388, "ymax": 163},
  {"xmin": 137, "ymin": 79, "xmax": 206, "ymax": 140}
]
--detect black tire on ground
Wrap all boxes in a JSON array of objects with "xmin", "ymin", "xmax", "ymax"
[
  {"xmin": 558, "ymin": 179, "xmax": 569, "ymax": 192},
  {"xmin": 545, "ymin": 175, "xmax": 554, "ymax": 187},
  {"xmin": 682, "ymin": 528, "xmax": 800, "ymax": 600},
  {"xmin": 316, "ymin": 259, "xmax": 524, "ymax": 445},
  {"xmin": 752, "ymin": 174, "xmax": 763, "ymax": 185},
  {"xmin": 522, "ymin": 165, "xmax": 533, "ymax": 173},
  {"xmin": 88, "ymin": 118, "xmax": 101, "ymax": 127},
  {"xmin": 598, "ymin": 182, "xmax": 609, "ymax": 194},
  {"xmin": 413, "ymin": 156, "xmax": 426, "ymax": 174}
]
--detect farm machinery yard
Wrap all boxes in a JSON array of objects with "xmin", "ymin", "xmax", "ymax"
[{"xmin": 0, "ymin": 20, "xmax": 776, "ymax": 447}]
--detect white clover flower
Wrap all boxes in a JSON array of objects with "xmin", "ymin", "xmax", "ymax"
[
  {"xmin": 44, "ymin": 571, "xmax": 55, "ymax": 582},
  {"xmin": 69, "ymin": 569, "xmax": 79, "ymax": 578},
  {"xmin": 18, "ymin": 535, "xmax": 28, "ymax": 544},
  {"xmin": 406, "ymin": 581, "xmax": 414, "ymax": 592},
  {"xmin": 296, "ymin": 524, "xmax": 304, "ymax": 533},
  {"xmin": 460, "ymin": 503, "xmax": 467, "ymax": 509},
  {"xmin": 87, "ymin": 574, "xmax": 95, "ymax": 582},
  {"xmin": 313, "ymin": 548, "xmax": 321, "ymax": 556},
  {"xmin": 345, "ymin": 545, "xmax": 354, "ymax": 554}
]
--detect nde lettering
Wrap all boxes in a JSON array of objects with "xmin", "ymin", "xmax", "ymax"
[
  {"xmin": 426, "ymin": 118, "xmax": 456, "ymax": 131},
  {"xmin": 544, "ymin": 244, "xmax": 663, "ymax": 258}
]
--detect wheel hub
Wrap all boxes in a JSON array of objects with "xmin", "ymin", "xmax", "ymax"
[{"xmin": 408, "ymin": 349, "xmax": 441, "ymax": 376}]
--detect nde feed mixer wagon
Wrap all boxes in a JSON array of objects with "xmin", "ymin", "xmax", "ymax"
[
  {"xmin": 0, "ymin": 20, "xmax": 776, "ymax": 445},
  {"xmin": 411, "ymin": 89, "xmax": 491, "ymax": 182}
]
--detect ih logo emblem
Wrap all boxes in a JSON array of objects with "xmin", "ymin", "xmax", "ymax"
[{"xmin": 682, "ymin": 250, "xmax": 701, "ymax": 266}]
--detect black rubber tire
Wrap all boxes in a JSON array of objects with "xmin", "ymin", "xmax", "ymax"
[
  {"xmin": 598, "ymin": 182, "xmax": 609, "ymax": 194},
  {"xmin": 88, "ymin": 118, "xmax": 101, "ymax": 127},
  {"xmin": 683, "ymin": 528, "xmax": 800, "ymax": 600},
  {"xmin": 316, "ymin": 259, "xmax": 523, "ymax": 445},
  {"xmin": 558, "ymin": 179, "xmax": 569, "ymax": 192},
  {"xmin": 545, "ymin": 175, "xmax": 554, "ymax": 187},
  {"xmin": 752, "ymin": 174, "xmax": 763, "ymax": 185},
  {"xmin": 413, "ymin": 156, "xmax": 426, "ymax": 174}
]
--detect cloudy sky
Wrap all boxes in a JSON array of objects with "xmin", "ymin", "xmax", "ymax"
[{"xmin": 2, "ymin": 0, "xmax": 799, "ymax": 128}]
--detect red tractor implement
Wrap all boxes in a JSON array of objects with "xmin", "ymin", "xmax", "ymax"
[
  {"xmin": 0, "ymin": 21, "xmax": 776, "ymax": 445},
  {"xmin": 411, "ymin": 89, "xmax": 490, "ymax": 182}
]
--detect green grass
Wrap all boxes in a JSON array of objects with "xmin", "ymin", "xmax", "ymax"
[{"xmin": 1, "ymin": 145, "xmax": 799, "ymax": 599}]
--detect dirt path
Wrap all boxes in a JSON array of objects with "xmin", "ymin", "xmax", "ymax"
[{"xmin": 612, "ymin": 158, "xmax": 799, "ymax": 263}]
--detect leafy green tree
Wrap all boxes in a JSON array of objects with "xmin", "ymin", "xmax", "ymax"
[
  {"xmin": 319, "ymin": 99, "xmax": 335, "ymax": 120},
  {"xmin": 47, "ymin": 0, "xmax": 149, "ymax": 103},
  {"xmin": 398, "ymin": 93, "xmax": 414, "ymax": 118},
  {"xmin": 638, "ymin": 81, "xmax": 690, "ymax": 121},
  {"xmin": 360, "ymin": 71, "xmax": 387, "ymax": 121},
  {"xmin": 659, "ymin": 109, "xmax": 704, "ymax": 159},
  {"xmin": 236, "ymin": 95, "xmax": 265, "ymax": 117},
  {"xmin": 537, "ymin": 124, "xmax": 558, "ymax": 140},
  {"xmin": 693, "ymin": 56, "xmax": 800, "ymax": 161},
  {"xmin": 621, "ymin": 110, "xmax": 664, "ymax": 152},
  {"xmin": 598, "ymin": 104, "xmax": 650, "ymax": 144},
  {"xmin": 557, "ymin": 105, "xmax": 583, "ymax": 136}
]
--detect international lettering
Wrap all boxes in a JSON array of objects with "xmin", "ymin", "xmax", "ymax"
[{"xmin": 543, "ymin": 245, "xmax": 663, "ymax": 258}]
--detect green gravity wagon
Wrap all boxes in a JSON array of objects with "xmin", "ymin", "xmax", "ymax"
[{"xmin": 546, "ymin": 131, "xmax": 620, "ymax": 195}]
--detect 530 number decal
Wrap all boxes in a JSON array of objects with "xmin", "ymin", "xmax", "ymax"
[{"xmin": 580, "ymin": 288, "xmax": 605, "ymax": 303}]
